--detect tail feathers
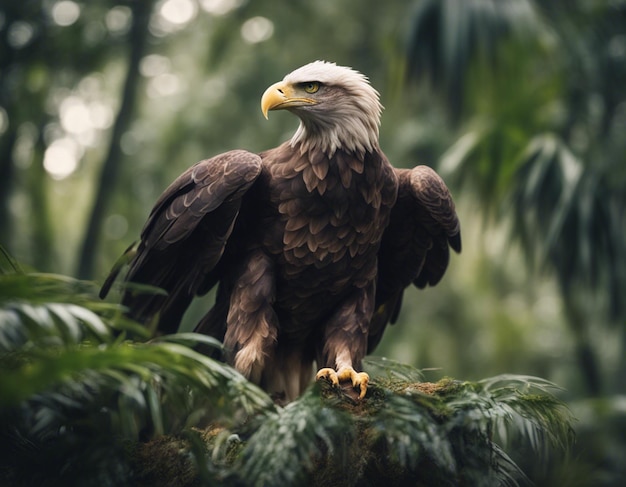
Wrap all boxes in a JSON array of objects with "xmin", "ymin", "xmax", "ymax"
[{"xmin": 260, "ymin": 351, "xmax": 314, "ymax": 405}]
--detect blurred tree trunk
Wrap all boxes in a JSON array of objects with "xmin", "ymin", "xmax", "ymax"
[
  {"xmin": 0, "ymin": 128, "xmax": 17, "ymax": 247},
  {"xmin": 0, "ymin": 2, "xmax": 18, "ymax": 250},
  {"xmin": 76, "ymin": 0, "xmax": 154, "ymax": 280},
  {"xmin": 618, "ymin": 330, "xmax": 626, "ymax": 394},
  {"xmin": 561, "ymin": 290, "xmax": 602, "ymax": 396},
  {"xmin": 30, "ymin": 122, "xmax": 54, "ymax": 271}
]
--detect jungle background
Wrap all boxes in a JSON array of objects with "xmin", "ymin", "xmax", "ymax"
[{"xmin": 0, "ymin": 0, "xmax": 625, "ymax": 485}]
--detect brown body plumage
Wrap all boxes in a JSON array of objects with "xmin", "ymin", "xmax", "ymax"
[{"xmin": 101, "ymin": 62, "xmax": 461, "ymax": 402}]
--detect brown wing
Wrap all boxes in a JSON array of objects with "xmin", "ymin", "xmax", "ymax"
[
  {"xmin": 100, "ymin": 149, "xmax": 263, "ymax": 334},
  {"xmin": 369, "ymin": 166, "xmax": 461, "ymax": 352}
]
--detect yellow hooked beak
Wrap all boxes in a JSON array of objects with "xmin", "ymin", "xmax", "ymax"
[{"xmin": 261, "ymin": 82, "xmax": 318, "ymax": 119}]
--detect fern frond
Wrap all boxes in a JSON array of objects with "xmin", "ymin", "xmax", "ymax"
[
  {"xmin": 235, "ymin": 385, "xmax": 353, "ymax": 487},
  {"xmin": 1, "ymin": 339, "xmax": 272, "ymax": 425},
  {"xmin": 0, "ymin": 271, "xmax": 148, "ymax": 351},
  {"xmin": 369, "ymin": 391, "xmax": 457, "ymax": 478},
  {"xmin": 0, "ymin": 302, "xmax": 111, "ymax": 351},
  {"xmin": 363, "ymin": 355, "xmax": 426, "ymax": 383},
  {"xmin": 451, "ymin": 375, "xmax": 574, "ymax": 454},
  {"xmin": 0, "ymin": 333, "xmax": 274, "ymax": 485}
]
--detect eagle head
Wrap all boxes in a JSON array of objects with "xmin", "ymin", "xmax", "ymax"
[{"xmin": 261, "ymin": 61, "xmax": 383, "ymax": 157}]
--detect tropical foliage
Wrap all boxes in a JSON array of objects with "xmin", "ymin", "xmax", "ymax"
[
  {"xmin": 407, "ymin": 0, "xmax": 626, "ymax": 397},
  {"xmin": 0, "ymin": 247, "xmax": 270, "ymax": 485},
  {"xmin": 0, "ymin": 249, "xmax": 573, "ymax": 486},
  {"xmin": 1, "ymin": 0, "xmax": 625, "ymax": 485}
]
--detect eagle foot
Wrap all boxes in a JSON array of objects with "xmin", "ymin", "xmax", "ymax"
[{"xmin": 315, "ymin": 366, "xmax": 369, "ymax": 400}]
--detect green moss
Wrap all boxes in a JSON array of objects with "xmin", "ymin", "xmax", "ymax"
[
  {"xmin": 122, "ymin": 373, "xmax": 572, "ymax": 486},
  {"xmin": 130, "ymin": 436, "xmax": 201, "ymax": 487}
]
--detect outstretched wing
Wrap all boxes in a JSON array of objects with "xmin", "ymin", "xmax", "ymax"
[
  {"xmin": 369, "ymin": 166, "xmax": 461, "ymax": 351},
  {"xmin": 100, "ymin": 149, "xmax": 263, "ymax": 334}
]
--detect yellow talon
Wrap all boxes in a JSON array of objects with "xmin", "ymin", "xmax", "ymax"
[
  {"xmin": 316, "ymin": 366, "xmax": 369, "ymax": 400},
  {"xmin": 315, "ymin": 367, "xmax": 339, "ymax": 386},
  {"xmin": 338, "ymin": 367, "xmax": 369, "ymax": 399}
]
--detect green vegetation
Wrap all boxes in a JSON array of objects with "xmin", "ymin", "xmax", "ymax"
[
  {"xmin": 0, "ymin": 256, "xmax": 572, "ymax": 485},
  {"xmin": 1, "ymin": 0, "xmax": 625, "ymax": 485}
]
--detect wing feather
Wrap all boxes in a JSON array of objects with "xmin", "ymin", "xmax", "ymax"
[
  {"xmin": 102, "ymin": 150, "xmax": 263, "ymax": 334},
  {"xmin": 371, "ymin": 165, "xmax": 461, "ymax": 351}
]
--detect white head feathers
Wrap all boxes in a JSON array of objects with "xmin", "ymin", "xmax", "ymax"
[{"xmin": 283, "ymin": 61, "xmax": 383, "ymax": 157}]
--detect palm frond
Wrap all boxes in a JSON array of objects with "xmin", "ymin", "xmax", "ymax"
[
  {"xmin": 451, "ymin": 375, "xmax": 574, "ymax": 454},
  {"xmin": 235, "ymin": 385, "xmax": 353, "ymax": 487},
  {"xmin": 363, "ymin": 355, "xmax": 426, "ymax": 383},
  {"xmin": 511, "ymin": 134, "xmax": 626, "ymax": 320},
  {"xmin": 410, "ymin": 0, "xmax": 626, "ymax": 332},
  {"xmin": 0, "ymin": 270, "xmax": 148, "ymax": 348},
  {"xmin": 358, "ymin": 368, "xmax": 572, "ymax": 487},
  {"xmin": 369, "ymin": 391, "xmax": 457, "ymax": 481},
  {"xmin": 0, "ymin": 301, "xmax": 111, "ymax": 351},
  {"xmin": 407, "ymin": 0, "xmax": 542, "ymax": 120},
  {"xmin": 0, "ymin": 255, "xmax": 274, "ymax": 486},
  {"xmin": 1, "ymin": 338, "xmax": 272, "ymax": 423}
]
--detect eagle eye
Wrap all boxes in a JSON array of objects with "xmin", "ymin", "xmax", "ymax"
[{"xmin": 302, "ymin": 82, "xmax": 320, "ymax": 94}]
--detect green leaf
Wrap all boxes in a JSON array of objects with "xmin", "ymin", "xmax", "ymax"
[
  {"xmin": 236, "ymin": 385, "xmax": 352, "ymax": 487},
  {"xmin": 0, "ymin": 244, "xmax": 23, "ymax": 275}
]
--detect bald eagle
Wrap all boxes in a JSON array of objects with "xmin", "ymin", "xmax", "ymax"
[{"xmin": 101, "ymin": 61, "xmax": 461, "ymax": 402}]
